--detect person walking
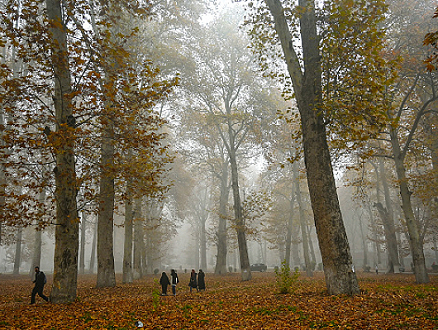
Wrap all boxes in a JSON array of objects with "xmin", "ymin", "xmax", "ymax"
[
  {"xmin": 197, "ymin": 269, "xmax": 205, "ymax": 291},
  {"xmin": 30, "ymin": 266, "xmax": 49, "ymax": 304},
  {"xmin": 170, "ymin": 269, "xmax": 179, "ymax": 296},
  {"xmin": 159, "ymin": 272, "xmax": 170, "ymax": 296},
  {"xmin": 188, "ymin": 269, "xmax": 198, "ymax": 293}
]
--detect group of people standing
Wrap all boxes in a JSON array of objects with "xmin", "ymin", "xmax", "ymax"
[{"xmin": 159, "ymin": 269, "xmax": 205, "ymax": 296}]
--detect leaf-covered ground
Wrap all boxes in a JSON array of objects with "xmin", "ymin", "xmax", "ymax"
[{"xmin": 0, "ymin": 271, "xmax": 437, "ymax": 329}]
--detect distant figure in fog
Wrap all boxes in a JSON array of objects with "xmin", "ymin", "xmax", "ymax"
[
  {"xmin": 189, "ymin": 269, "xmax": 198, "ymax": 293},
  {"xmin": 375, "ymin": 264, "xmax": 378, "ymax": 275},
  {"xmin": 30, "ymin": 266, "xmax": 49, "ymax": 304},
  {"xmin": 197, "ymin": 269, "xmax": 205, "ymax": 291},
  {"xmin": 170, "ymin": 269, "xmax": 179, "ymax": 296},
  {"xmin": 159, "ymin": 272, "xmax": 170, "ymax": 296}
]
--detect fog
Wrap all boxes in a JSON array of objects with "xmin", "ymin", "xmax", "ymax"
[{"xmin": 1, "ymin": 0, "xmax": 438, "ymax": 285}]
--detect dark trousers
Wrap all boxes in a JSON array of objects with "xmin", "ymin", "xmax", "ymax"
[
  {"xmin": 31, "ymin": 286, "xmax": 48, "ymax": 304},
  {"xmin": 161, "ymin": 285, "xmax": 168, "ymax": 295}
]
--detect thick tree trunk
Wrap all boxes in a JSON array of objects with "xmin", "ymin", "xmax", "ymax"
[
  {"xmin": 390, "ymin": 129, "xmax": 429, "ymax": 283},
  {"xmin": 123, "ymin": 180, "xmax": 134, "ymax": 284},
  {"xmin": 46, "ymin": 0, "xmax": 79, "ymax": 303},
  {"xmin": 96, "ymin": 118, "xmax": 116, "ymax": 288},
  {"xmin": 215, "ymin": 162, "xmax": 229, "ymax": 274},
  {"xmin": 266, "ymin": 0, "xmax": 359, "ymax": 294}
]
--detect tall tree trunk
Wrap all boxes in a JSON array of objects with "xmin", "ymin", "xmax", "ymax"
[
  {"xmin": 307, "ymin": 225, "xmax": 317, "ymax": 265},
  {"xmin": 284, "ymin": 182, "xmax": 295, "ymax": 267},
  {"xmin": 79, "ymin": 211, "xmax": 86, "ymax": 275},
  {"xmin": 294, "ymin": 162, "xmax": 312, "ymax": 276},
  {"xmin": 358, "ymin": 213, "xmax": 368, "ymax": 270},
  {"xmin": 123, "ymin": 180, "xmax": 134, "ymax": 283},
  {"xmin": 266, "ymin": 0, "xmax": 359, "ymax": 294},
  {"xmin": 215, "ymin": 162, "xmax": 229, "ymax": 274},
  {"xmin": 46, "ymin": 0, "xmax": 79, "ymax": 303},
  {"xmin": 366, "ymin": 202, "xmax": 382, "ymax": 265},
  {"xmin": 89, "ymin": 219, "xmax": 97, "ymax": 273},
  {"xmin": 292, "ymin": 226, "xmax": 301, "ymax": 268},
  {"xmin": 229, "ymin": 141, "xmax": 251, "ymax": 281},
  {"xmin": 390, "ymin": 128, "xmax": 429, "ymax": 283},
  {"xmin": 13, "ymin": 227, "xmax": 22, "ymax": 275},
  {"xmin": 200, "ymin": 214, "xmax": 207, "ymax": 271},
  {"xmin": 96, "ymin": 117, "xmax": 116, "ymax": 288},
  {"xmin": 133, "ymin": 198, "xmax": 143, "ymax": 279},
  {"xmin": 30, "ymin": 188, "xmax": 46, "ymax": 276},
  {"xmin": 379, "ymin": 158, "xmax": 400, "ymax": 273}
]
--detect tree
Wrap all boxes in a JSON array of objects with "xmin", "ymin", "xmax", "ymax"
[
  {"xmin": 246, "ymin": 0, "xmax": 359, "ymax": 294},
  {"xmin": 45, "ymin": 0, "xmax": 79, "ymax": 303}
]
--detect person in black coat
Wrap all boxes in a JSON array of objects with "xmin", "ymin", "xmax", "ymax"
[
  {"xmin": 31, "ymin": 266, "xmax": 49, "ymax": 304},
  {"xmin": 197, "ymin": 269, "xmax": 206, "ymax": 291},
  {"xmin": 188, "ymin": 269, "xmax": 198, "ymax": 293},
  {"xmin": 170, "ymin": 269, "xmax": 179, "ymax": 296},
  {"xmin": 159, "ymin": 272, "xmax": 170, "ymax": 296}
]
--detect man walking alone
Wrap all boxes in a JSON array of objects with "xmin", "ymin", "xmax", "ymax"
[{"xmin": 30, "ymin": 266, "xmax": 49, "ymax": 304}]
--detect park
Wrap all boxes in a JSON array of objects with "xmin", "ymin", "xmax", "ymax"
[{"xmin": 1, "ymin": 271, "xmax": 437, "ymax": 329}]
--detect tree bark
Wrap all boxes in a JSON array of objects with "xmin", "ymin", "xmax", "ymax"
[
  {"xmin": 46, "ymin": 0, "xmax": 79, "ymax": 303},
  {"xmin": 266, "ymin": 0, "xmax": 359, "ymax": 294}
]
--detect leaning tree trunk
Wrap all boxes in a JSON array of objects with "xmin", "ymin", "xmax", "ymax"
[
  {"xmin": 266, "ymin": 0, "xmax": 359, "ymax": 295},
  {"xmin": 390, "ymin": 128, "xmax": 429, "ymax": 283},
  {"xmin": 46, "ymin": 0, "xmax": 79, "ymax": 303}
]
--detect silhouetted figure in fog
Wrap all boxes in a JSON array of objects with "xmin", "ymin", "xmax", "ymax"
[
  {"xmin": 159, "ymin": 272, "xmax": 170, "ymax": 296},
  {"xmin": 170, "ymin": 269, "xmax": 179, "ymax": 296},
  {"xmin": 197, "ymin": 269, "xmax": 205, "ymax": 291},
  {"xmin": 30, "ymin": 266, "xmax": 49, "ymax": 304},
  {"xmin": 188, "ymin": 269, "xmax": 198, "ymax": 293}
]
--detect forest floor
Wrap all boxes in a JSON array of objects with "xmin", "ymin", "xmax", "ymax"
[{"xmin": 0, "ymin": 271, "xmax": 437, "ymax": 329}]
